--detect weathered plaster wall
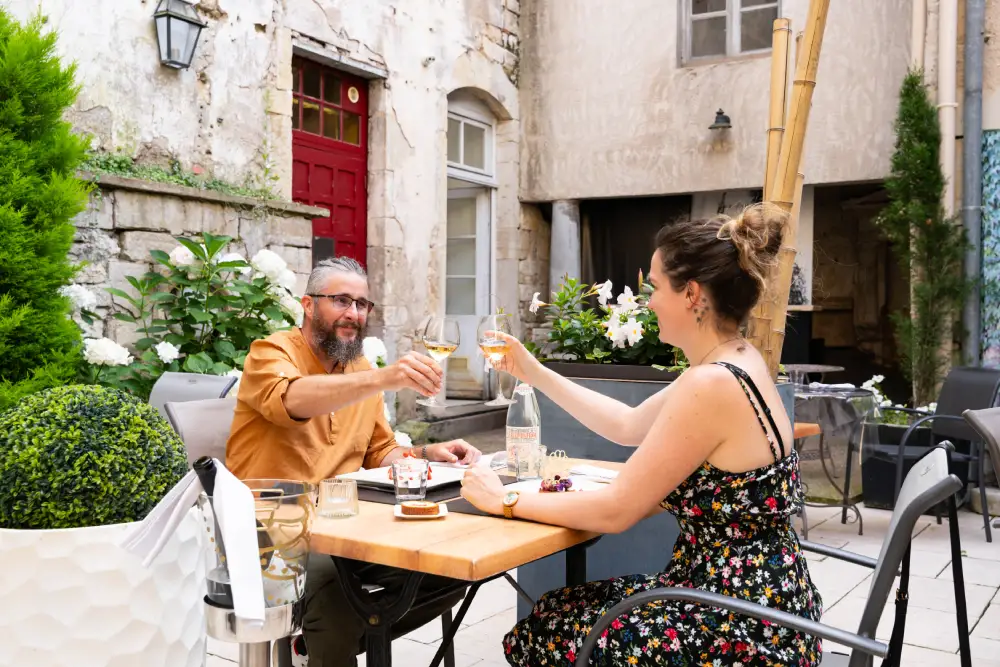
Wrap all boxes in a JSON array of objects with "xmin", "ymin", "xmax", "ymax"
[
  {"xmin": 520, "ymin": 0, "xmax": 912, "ymax": 201},
  {"xmin": 6, "ymin": 0, "xmax": 283, "ymax": 195},
  {"xmin": 12, "ymin": 0, "xmax": 524, "ymax": 417}
]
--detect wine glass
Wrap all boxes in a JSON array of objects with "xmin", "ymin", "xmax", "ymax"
[
  {"xmin": 416, "ymin": 317, "xmax": 460, "ymax": 408},
  {"xmin": 478, "ymin": 313, "xmax": 515, "ymax": 406}
]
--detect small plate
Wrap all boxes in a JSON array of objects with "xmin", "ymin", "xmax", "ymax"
[{"xmin": 393, "ymin": 503, "xmax": 449, "ymax": 520}]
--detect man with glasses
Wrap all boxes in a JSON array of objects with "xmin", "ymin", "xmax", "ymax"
[{"xmin": 226, "ymin": 256, "xmax": 480, "ymax": 666}]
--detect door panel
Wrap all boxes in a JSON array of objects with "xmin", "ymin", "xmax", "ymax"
[
  {"xmin": 291, "ymin": 58, "xmax": 368, "ymax": 268},
  {"xmin": 446, "ymin": 187, "xmax": 491, "ymax": 399}
]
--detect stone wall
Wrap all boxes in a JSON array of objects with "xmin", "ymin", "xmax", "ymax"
[{"xmin": 70, "ymin": 174, "xmax": 324, "ymax": 345}]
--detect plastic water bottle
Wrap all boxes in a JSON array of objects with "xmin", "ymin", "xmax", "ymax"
[{"xmin": 506, "ymin": 382, "xmax": 541, "ymax": 476}]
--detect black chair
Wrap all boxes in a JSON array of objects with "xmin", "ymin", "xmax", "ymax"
[
  {"xmin": 961, "ymin": 407, "xmax": 1000, "ymax": 532},
  {"xmin": 862, "ymin": 366, "xmax": 1000, "ymax": 542},
  {"xmin": 574, "ymin": 445, "xmax": 968, "ymax": 667}
]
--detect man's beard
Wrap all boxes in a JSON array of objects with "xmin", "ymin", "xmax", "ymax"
[{"xmin": 312, "ymin": 312, "xmax": 366, "ymax": 366}]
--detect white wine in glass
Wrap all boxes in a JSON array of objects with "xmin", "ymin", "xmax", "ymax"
[
  {"xmin": 477, "ymin": 313, "xmax": 515, "ymax": 406},
  {"xmin": 417, "ymin": 317, "xmax": 460, "ymax": 408}
]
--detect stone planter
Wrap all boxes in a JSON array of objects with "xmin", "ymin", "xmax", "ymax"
[
  {"xmin": 0, "ymin": 507, "xmax": 206, "ymax": 667},
  {"xmin": 538, "ymin": 363, "xmax": 795, "ymax": 462}
]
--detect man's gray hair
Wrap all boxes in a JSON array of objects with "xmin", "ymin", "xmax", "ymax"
[{"xmin": 306, "ymin": 256, "xmax": 367, "ymax": 294}]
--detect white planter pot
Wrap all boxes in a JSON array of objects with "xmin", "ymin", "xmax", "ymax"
[{"xmin": 0, "ymin": 507, "xmax": 206, "ymax": 667}]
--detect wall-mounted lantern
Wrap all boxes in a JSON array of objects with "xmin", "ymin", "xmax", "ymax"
[
  {"xmin": 709, "ymin": 109, "xmax": 732, "ymax": 130},
  {"xmin": 154, "ymin": 0, "xmax": 207, "ymax": 70}
]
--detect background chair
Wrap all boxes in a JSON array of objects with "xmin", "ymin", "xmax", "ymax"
[
  {"xmin": 149, "ymin": 371, "xmax": 238, "ymax": 419},
  {"xmin": 574, "ymin": 445, "xmax": 965, "ymax": 667},
  {"xmin": 164, "ymin": 397, "xmax": 237, "ymax": 463},
  {"xmin": 961, "ymin": 407, "xmax": 1000, "ymax": 531},
  {"xmin": 863, "ymin": 366, "xmax": 1000, "ymax": 541}
]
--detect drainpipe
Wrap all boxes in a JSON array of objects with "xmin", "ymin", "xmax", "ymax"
[
  {"xmin": 938, "ymin": 0, "xmax": 958, "ymax": 220},
  {"xmin": 911, "ymin": 0, "xmax": 926, "ymax": 69},
  {"xmin": 962, "ymin": 0, "xmax": 986, "ymax": 365}
]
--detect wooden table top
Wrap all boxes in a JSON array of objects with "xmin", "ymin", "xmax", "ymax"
[{"xmin": 309, "ymin": 459, "xmax": 622, "ymax": 582}]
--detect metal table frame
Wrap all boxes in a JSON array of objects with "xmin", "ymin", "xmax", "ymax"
[{"xmin": 330, "ymin": 538, "xmax": 600, "ymax": 667}]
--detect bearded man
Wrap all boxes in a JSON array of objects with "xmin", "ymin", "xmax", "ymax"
[{"xmin": 226, "ymin": 256, "xmax": 479, "ymax": 666}]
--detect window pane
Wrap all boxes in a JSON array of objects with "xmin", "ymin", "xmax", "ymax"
[
  {"xmin": 292, "ymin": 61, "xmax": 302, "ymax": 93},
  {"xmin": 303, "ymin": 65, "xmax": 321, "ymax": 98},
  {"xmin": 447, "ymin": 197, "xmax": 477, "ymax": 237},
  {"xmin": 446, "ymin": 278, "xmax": 476, "ymax": 315},
  {"xmin": 741, "ymin": 6, "xmax": 777, "ymax": 52},
  {"xmin": 463, "ymin": 123, "xmax": 486, "ymax": 170},
  {"xmin": 447, "ymin": 238, "xmax": 476, "ymax": 276},
  {"xmin": 691, "ymin": 16, "xmax": 727, "ymax": 58},
  {"xmin": 292, "ymin": 97, "xmax": 299, "ymax": 130},
  {"xmin": 447, "ymin": 118, "xmax": 461, "ymax": 163},
  {"xmin": 343, "ymin": 112, "xmax": 361, "ymax": 145},
  {"xmin": 302, "ymin": 101, "xmax": 320, "ymax": 134},
  {"xmin": 692, "ymin": 0, "xmax": 726, "ymax": 13},
  {"xmin": 323, "ymin": 73, "xmax": 341, "ymax": 104},
  {"xmin": 741, "ymin": 0, "xmax": 774, "ymax": 7},
  {"xmin": 322, "ymin": 107, "xmax": 340, "ymax": 139}
]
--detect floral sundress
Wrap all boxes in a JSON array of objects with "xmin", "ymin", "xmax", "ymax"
[{"xmin": 503, "ymin": 362, "xmax": 823, "ymax": 666}]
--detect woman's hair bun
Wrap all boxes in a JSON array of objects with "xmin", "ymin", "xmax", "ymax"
[{"xmin": 716, "ymin": 202, "xmax": 788, "ymax": 290}]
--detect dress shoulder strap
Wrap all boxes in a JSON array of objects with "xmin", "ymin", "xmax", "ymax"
[{"xmin": 712, "ymin": 361, "xmax": 787, "ymax": 460}]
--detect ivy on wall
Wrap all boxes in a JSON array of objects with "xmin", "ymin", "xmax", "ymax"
[{"xmin": 982, "ymin": 130, "xmax": 1000, "ymax": 366}]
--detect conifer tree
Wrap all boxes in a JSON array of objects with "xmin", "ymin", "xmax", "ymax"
[{"xmin": 0, "ymin": 10, "xmax": 91, "ymax": 411}]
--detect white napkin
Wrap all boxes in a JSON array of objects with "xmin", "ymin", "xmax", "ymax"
[
  {"xmin": 808, "ymin": 382, "xmax": 857, "ymax": 391},
  {"xmin": 119, "ymin": 459, "xmax": 265, "ymax": 628}
]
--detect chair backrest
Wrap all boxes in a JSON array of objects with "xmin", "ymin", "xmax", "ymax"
[
  {"xmin": 932, "ymin": 367, "xmax": 1000, "ymax": 441},
  {"xmin": 963, "ymin": 406, "xmax": 1000, "ymax": 482},
  {"xmin": 854, "ymin": 446, "xmax": 962, "ymax": 658},
  {"xmin": 164, "ymin": 397, "xmax": 237, "ymax": 464},
  {"xmin": 149, "ymin": 372, "xmax": 238, "ymax": 420}
]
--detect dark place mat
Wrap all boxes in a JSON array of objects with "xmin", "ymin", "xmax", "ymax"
[{"xmin": 357, "ymin": 474, "xmax": 520, "ymax": 506}]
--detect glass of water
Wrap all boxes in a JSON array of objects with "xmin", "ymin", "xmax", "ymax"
[
  {"xmin": 392, "ymin": 458, "xmax": 429, "ymax": 501},
  {"xmin": 513, "ymin": 443, "xmax": 546, "ymax": 481},
  {"xmin": 319, "ymin": 478, "xmax": 359, "ymax": 518}
]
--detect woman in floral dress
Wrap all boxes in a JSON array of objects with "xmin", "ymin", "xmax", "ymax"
[{"xmin": 461, "ymin": 203, "xmax": 823, "ymax": 666}]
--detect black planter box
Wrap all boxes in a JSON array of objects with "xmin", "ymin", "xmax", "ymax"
[{"xmin": 861, "ymin": 424, "xmax": 969, "ymax": 511}]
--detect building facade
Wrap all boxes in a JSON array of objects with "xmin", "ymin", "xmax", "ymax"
[{"xmin": 10, "ymin": 0, "xmax": 1000, "ymax": 411}]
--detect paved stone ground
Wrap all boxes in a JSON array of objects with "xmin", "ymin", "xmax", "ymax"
[{"xmin": 207, "ymin": 430, "xmax": 1000, "ymax": 667}]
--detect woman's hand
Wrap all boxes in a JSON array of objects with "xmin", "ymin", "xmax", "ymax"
[
  {"xmin": 461, "ymin": 466, "xmax": 506, "ymax": 515},
  {"xmin": 484, "ymin": 331, "xmax": 539, "ymax": 384}
]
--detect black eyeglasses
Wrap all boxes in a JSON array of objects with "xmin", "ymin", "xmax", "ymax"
[{"xmin": 307, "ymin": 293, "xmax": 375, "ymax": 314}]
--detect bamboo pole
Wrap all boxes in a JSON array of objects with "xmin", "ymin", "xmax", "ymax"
[
  {"xmin": 747, "ymin": 0, "xmax": 831, "ymax": 377},
  {"xmin": 763, "ymin": 19, "xmax": 792, "ymax": 201}
]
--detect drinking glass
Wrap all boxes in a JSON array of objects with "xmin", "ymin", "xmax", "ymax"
[
  {"xmin": 416, "ymin": 317, "xmax": 460, "ymax": 407},
  {"xmin": 392, "ymin": 458, "xmax": 430, "ymax": 502},
  {"xmin": 513, "ymin": 443, "xmax": 547, "ymax": 481},
  {"xmin": 478, "ymin": 313, "xmax": 515, "ymax": 406},
  {"xmin": 318, "ymin": 478, "xmax": 359, "ymax": 518}
]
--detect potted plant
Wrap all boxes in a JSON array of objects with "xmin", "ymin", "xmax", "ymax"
[
  {"xmin": 65, "ymin": 232, "xmax": 303, "ymax": 400},
  {"xmin": 0, "ymin": 385, "xmax": 205, "ymax": 666}
]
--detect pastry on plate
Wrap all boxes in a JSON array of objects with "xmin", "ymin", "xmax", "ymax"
[{"xmin": 400, "ymin": 500, "xmax": 440, "ymax": 516}]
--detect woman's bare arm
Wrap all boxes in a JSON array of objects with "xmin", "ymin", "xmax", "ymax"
[{"xmin": 525, "ymin": 363, "xmax": 675, "ymax": 446}]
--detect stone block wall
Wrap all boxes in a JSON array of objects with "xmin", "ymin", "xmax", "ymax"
[{"xmin": 70, "ymin": 174, "xmax": 324, "ymax": 346}]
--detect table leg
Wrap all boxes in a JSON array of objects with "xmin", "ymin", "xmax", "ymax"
[
  {"xmin": 428, "ymin": 582, "xmax": 483, "ymax": 667},
  {"xmin": 565, "ymin": 538, "xmax": 600, "ymax": 586},
  {"xmin": 331, "ymin": 557, "xmax": 424, "ymax": 667}
]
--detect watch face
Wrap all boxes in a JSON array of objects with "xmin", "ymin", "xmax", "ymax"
[{"xmin": 504, "ymin": 491, "xmax": 518, "ymax": 506}]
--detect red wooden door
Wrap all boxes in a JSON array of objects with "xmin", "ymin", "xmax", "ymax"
[{"xmin": 290, "ymin": 57, "xmax": 368, "ymax": 267}]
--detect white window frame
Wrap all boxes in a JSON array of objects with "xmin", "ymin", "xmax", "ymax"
[
  {"xmin": 446, "ymin": 100, "xmax": 496, "ymax": 187},
  {"xmin": 681, "ymin": 0, "xmax": 780, "ymax": 65}
]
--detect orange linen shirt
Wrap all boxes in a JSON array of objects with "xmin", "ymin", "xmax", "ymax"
[{"xmin": 225, "ymin": 328, "xmax": 398, "ymax": 483}]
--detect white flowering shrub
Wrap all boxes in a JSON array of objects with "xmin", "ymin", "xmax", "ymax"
[
  {"xmin": 81, "ymin": 232, "xmax": 302, "ymax": 398},
  {"xmin": 862, "ymin": 374, "xmax": 937, "ymax": 426},
  {"xmin": 528, "ymin": 276, "xmax": 681, "ymax": 367}
]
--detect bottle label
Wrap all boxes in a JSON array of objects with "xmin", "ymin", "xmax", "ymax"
[
  {"xmin": 513, "ymin": 384, "xmax": 534, "ymax": 395},
  {"xmin": 506, "ymin": 426, "xmax": 540, "ymax": 443}
]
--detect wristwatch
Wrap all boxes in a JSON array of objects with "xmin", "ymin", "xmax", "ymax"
[{"xmin": 502, "ymin": 491, "xmax": 520, "ymax": 519}]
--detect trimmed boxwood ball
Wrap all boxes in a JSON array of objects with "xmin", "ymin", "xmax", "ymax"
[{"xmin": 0, "ymin": 384, "xmax": 189, "ymax": 529}]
